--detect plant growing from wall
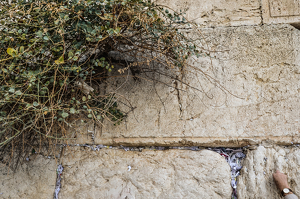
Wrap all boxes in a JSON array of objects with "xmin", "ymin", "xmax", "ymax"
[{"xmin": 0, "ymin": 0, "xmax": 206, "ymax": 168}]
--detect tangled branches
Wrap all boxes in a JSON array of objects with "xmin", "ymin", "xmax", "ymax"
[{"xmin": 0, "ymin": 0, "xmax": 207, "ymax": 169}]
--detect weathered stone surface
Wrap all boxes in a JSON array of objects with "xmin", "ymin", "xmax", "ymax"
[
  {"xmin": 155, "ymin": 0, "xmax": 261, "ymax": 27},
  {"xmin": 180, "ymin": 24, "xmax": 300, "ymax": 140},
  {"xmin": 0, "ymin": 155, "xmax": 57, "ymax": 199},
  {"xmin": 262, "ymin": 0, "xmax": 300, "ymax": 25},
  {"xmin": 237, "ymin": 145, "xmax": 300, "ymax": 199},
  {"xmin": 60, "ymin": 148, "xmax": 232, "ymax": 199},
  {"xmin": 89, "ymin": 24, "xmax": 300, "ymax": 147}
]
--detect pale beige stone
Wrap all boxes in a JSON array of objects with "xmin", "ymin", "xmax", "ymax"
[
  {"xmin": 180, "ymin": 24, "xmax": 300, "ymax": 140},
  {"xmin": 262, "ymin": 0, "xmax": 300, "ymax": 26},
  {"xmin": 237, "ymin": 145, "xmax": 300, "ymax": 199},
  {"xmin": 0, "ymin": 155, "xmax": 57, "ymax": 199},
  {"xmin": 90, "ymin": 24, "xmax": 300, "ymax": 147},
  {"xmin": 60, "ymin": 148, "xmax": 232, "ymax": 199},
  {"xmin": 155, "ymin": 0, "xmax": 261, "ymax": 27}
]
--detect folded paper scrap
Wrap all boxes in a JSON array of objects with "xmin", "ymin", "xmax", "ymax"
[
  {"xmin": 211, "ymin": 148, "xmax": 245, "ymax": 199},
  {"xmin": 82, "ymin": 144, "xmax": 111, "ymax": 151},
  {"xmin": 54, "ymin": 164, "xmax": 64, "ymax": 199}
]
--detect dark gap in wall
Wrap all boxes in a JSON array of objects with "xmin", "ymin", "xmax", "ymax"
[{"xmin": 290, "ymin": 23, "xmax": 300, "ymax": 30}]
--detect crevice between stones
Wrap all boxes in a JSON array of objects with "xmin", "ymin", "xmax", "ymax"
[{"xmin": 53, "ymin": 144, "xmax": 247, "ymax": 199}]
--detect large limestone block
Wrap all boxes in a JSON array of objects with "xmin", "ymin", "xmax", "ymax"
[
  {"xmin": 180, "ymin": 24, "xmax": 300, "ymax": 139},
  {"xmin": 155, "ymin": 0, "xmax": 261, "ymax": 27},
  {"xmin": 262, "ymin": 0, "xmax": 300, "ymax": 26},
  {"xmin": 94, "ymin": 24, "xmax": 300, "ymax": 147},
  {"xmin": 237, "ymin": 145, "xmax": 300, "ymax": 199},
  {"xmin": 60, "ymin": 148, "xmax": 232, "ymax": 199},
  {"xmin": 0, "ymin": 155, "xmax": 57, "ymax": 199}
]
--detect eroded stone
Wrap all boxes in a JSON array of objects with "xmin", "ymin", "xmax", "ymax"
[
  {"xmin": 155, "ymin": 0, "xmax": 261, "ymax": 27},
  {"xmin": 237, "ymin": 145, "xmax": 300, "ymax": 199},
  {"xmin": 262, "ymin": 0, "xmax": 300, "ymax": 25},
  {"xmin": 60, "ymin": 148, "xmax": 232, "ymax": 199},
  {"xmin": 89, "ymin": 24, "xmax": 300, "ymax": 147},
  {"xmin": 0, "ymin": 155, "xmax": 57, "ymax": 199}
]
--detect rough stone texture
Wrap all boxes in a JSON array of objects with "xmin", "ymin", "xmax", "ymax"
[
  {"xmin": 85, "ymin": 24, "xmax": 300, "ymax": 147},
  {"xmin": 179, "ymin": 24, "xmax": 300, "ymax": 140},
  {"xmin": 155, "ymin": 0, "xmax": 261, "ymax": 27},
  {"xmin": 0, "ymin": 155, "xmax": 57, "ymax": 199},
  {"xmin": 2, "ymin": 2, "xmax": 300, "ymax": 199},
  {"xmin": 60, "ymin": 148, "xmax": 232, "ymax": 199},
  {"xmin": 237, "ymin": 145, "xmax": 300, "ymax": 199},
  {"xmin": 262, "ymin": 0, "xmax": 300, "ymax": 26}
]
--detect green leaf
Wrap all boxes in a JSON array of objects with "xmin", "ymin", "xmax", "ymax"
[
  {"xmin": 33, "ymin": 101, "xmax": 39, "ymax": 106},
  {"xmin": 55, "ymin": 56, "xmax": 64, "ymax": 65},
  {"xmin": 82, "ymin": 96, "xmax": 86, "ymax": 101},
  {"xmin": 43, "ymin": 36, "xmax": 49, "ymax": 41},
  {"xmin": 70, "ymin": 108, "xmax": 76, "ymax": 114},
  {"xmin": 36, "ymin": 31, "xmax": 43, "ymax": 38},
  {"xmin": 68, "ymin": 51, "xmax": 74, "ymax": 58},
  {"xmin": 20, "ymin": 46, "xmax": 24, "ymax": 53},
  {"xmin": 61, "ymin": 112, "xmax": 69, "ymax": 118},
  {"xmin": 7, "ymin": 48, "xmax": 16, "ymax": 56},
  {"xmin": 15, "ymin": 90, "xmax": 22, "ymax": 95},
  {"xmin": 8, "ymin": 87, "xmax": 15, "ymax": 93},
  {"xmin": 88, "ymin": 114, "xmax": 92, "ymax": 118}
]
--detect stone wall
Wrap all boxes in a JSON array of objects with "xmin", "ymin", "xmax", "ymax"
[
  {"xmin": 238, "ymin": 145, "xmax": 300, "ymax": 199},
  {"xmin": 1, "ymin": 0, "xmax": 300, "ymax": 199},
  {"xmin": 155, "ymin": 0, "xmax": 262, "ymax": 27},
  {"xmin": 72, "ymin": 24, "xmax": 300, "ymax": 147},
  {"xmin": 0, "ymin": 155, "xmax": 57, "ymax": 199},
  {"xmin": 262, "ymin": 0, "xmax": 300, "ymax": 25},
  {"xmin": 60, "ymin": 148, "xmax": 231, "ymax": 199},
  {"xmin": 65, "ymin": 1, "xmax": 300, "ymax": 147}
]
